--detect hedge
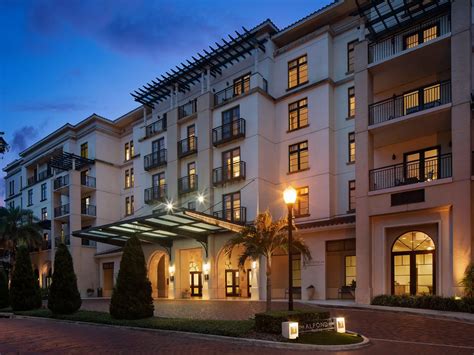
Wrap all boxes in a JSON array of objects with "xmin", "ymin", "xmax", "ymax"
[
  {"xmin": 371, "ymin": 294, "xmax": 474, "ymax": 313},
  {"xmin": 255, "ymin": 309, "xmax": 330, "ymax": 334}
]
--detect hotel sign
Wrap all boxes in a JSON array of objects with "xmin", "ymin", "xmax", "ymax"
[{"xmin": 299, "ymin": 317, "xmax": 346, "ymax": 333}]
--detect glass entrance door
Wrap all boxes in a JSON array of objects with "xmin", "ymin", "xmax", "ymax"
[
  {"xmin": 247, "ymin": 268, "xmax": 252, "ymax": 298},
  {"xmin": 190, "ymin": 271, "xmax": 202, "ymax": 297},
  {"xmin": 225, "ymin": 270, "xmax": 240, "ymax": 297}
]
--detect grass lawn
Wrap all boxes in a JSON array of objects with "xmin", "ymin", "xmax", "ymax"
[{"xmin": 293, "ymin": 331, "xmax": 363, "ymax": 345}]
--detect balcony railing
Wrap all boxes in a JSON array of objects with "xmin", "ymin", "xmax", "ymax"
[
  {"xmin": 369, "ymin": 80, "xmax": 451, "ymax": 126},
  {"xmin": 144, "ymin": 149, "xmax": 167, "ymax": 171},
  {"xmin": 144, "ymin": 185, "xmax": 167, "ymax": 204},
  {"xmin": 178, "ymin": 136, "xmax": 198, "ymax": 158},
  {"xmin": 178, "ymin": 99, "xmax": 197, "ymax": 119},
  {"xmin": 54, "ymin": 204, "xmax": 70, "ymax": 218},
  {"xmin": 27, "ymin": 168, "xmax": 53, "ymax": 186},
  {"xmin": 369, "ymin": 12, "xmax": 451, "ymax": 64},
  {"xmin": 212, "ymin": 118, "xmax": 246, "ymax": 147},
  {"xmin": 81, "ymin": 175, "xmax": 96, "ymax": 188},
  {"xmin": 41, "ymin": 239, "xmax": 52, "ymax": 250},
  {"xmin": 178, "ymin": 174, "xmax": 198, "ymax": 195},
  {"xmin": 369, "ymin": 153, "xmax": 452, "ymax": 191},
  {"xmin": 213, "ymin": 207, "xmax": 247, "ymax": 224},
  {"xmin": 53, "ymin": 175, "xmax": 69, "ymax": 190},
  {"xmin": 214, "ymin": 77, "xmax": 250, "ymax": 106},
  {"xmin": 145, "ymin": 117, "xmax": 167, "ymax": 138},
  {"xmin": 81, "ymin": 204, "xmax": 96, "ymax": 216},
  {"xmin": 213, "ymin": 161, "xmax": 246, "ymax": 186}
]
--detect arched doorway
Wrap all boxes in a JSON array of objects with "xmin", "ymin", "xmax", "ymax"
[
  {"xmin": 147, "ymin": 251, "xmax": 168, "ymax": 298},
  {"xmin": 216, "ymin": 245, "xmax": 251, "ymax": 298},
  {"xmin": 392, "ymin": 231, "xmax": 435, "ymax": 296}
]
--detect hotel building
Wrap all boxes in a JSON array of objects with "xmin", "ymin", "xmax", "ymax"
[{"xmin": 3, "ymin": 0, "xmax": 473, "ymax": 303}]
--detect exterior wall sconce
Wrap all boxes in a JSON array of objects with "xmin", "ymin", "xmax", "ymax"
[
  {"xmin": 170, "ymin": 276, "xmax": 175, "ymax": 282},
  {"xmin": 251, "ymin": 260, "xmax": 257, "ymax": 269},
  {"xmin": 204, "ymin": 274, "xmax": 209, "ymax": 281},
  {"xmin": 392, "ymin": 154, "xmax": 396, "ymax": 160},
  {"xmin": 169, "ymin": 265, "xmax": 175, "ymax": 275}
]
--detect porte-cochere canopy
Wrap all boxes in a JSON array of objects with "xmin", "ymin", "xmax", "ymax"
[{"xmin": 72, "ymin": 209, "xmax": 244, "ymax": 254}]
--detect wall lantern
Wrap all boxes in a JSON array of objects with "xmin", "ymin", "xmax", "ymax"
[
  {"xmin": 170, "ymin": 276, "xmax": 175, "ymax": 282},
  {"xmin": 282, "ymin": 321, "xmax": 299, "ymax": 339},
  {"xmin": 335, "ymin": 317, "xmax": 346, "ymax": 333},
  {"xmin": 251, "ymin": 260, "xmax": 257, "ymax": 269},
  {"xmin": 203, "ymin": 262, "xmax": 210, "ymax": 281},
  {"xmin": 169, "ymin": 265, "xmax": 175, "ymax": 275}
]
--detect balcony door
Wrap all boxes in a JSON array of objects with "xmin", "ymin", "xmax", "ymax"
[
  {"xmin": 152, "ymin": 172, "xmax": 165, "ymax": 199},
  {"xmin": 187, "ymin": 124, "xmax": 196, "ymax": 151},
  {"xmin": 404, "ymin": 147, "xmax": 439, "ymax": 183},
  {"xmin": 223, "ymin": 192, "xmax": 241, "ymax": 222},
  {"xmin": 152, "ymin": 137, "xmax": 165, "ymax": 153},
  {"xmin": 222, "ymin": 106, "xmax": 240, "ymax": 140},
  {"xmin": 222, "ymin": 148, "xmax": 241, "ymax": 180}
]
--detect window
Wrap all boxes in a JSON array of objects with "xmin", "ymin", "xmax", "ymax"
[
  {"xmin": 288, "ymin": 141, "xmax": 309, "ymax": 173},
  {"xmin": 41, "ymin": 207, "xmax": 48, "ymax": 221},
  {"xmin": 125, "ymin": 169, "xmax": 131, "ymax": 188},
  {"xmin": 233, "ymin": 73, "xmax": 250, "ymax": 96},
  {"xmin": 41, "ymin": 183, "xmax": 47, "ymax": 201},
  {"xmin": 9, "ymin": 201, "xmax": 14, "ymax": 209},
  {"xmin": 152, "ymin": 172, "xmax": 165, "ymax": 187},
  {"xmin": 27, "ymin": 189, "xmax": 33, "ymax": 206},
  {"xmin": 345, "ymin": 255, "xmax": 356, "ymax": 286},
  {"xmin": 222, "ymin": 147, "xmax": 241, "ymax": 179},
  {"xmin": 347, "ymin": 40, "xmax": 357, "ymax": 73},
  {"xmin": 348, "ymin": 87, "xmax": 355, "ymax": 118},
  {"xmin": 294, "ymin": 187, "xmax": 309, "ymax": 217},
  {"xmin": 403, "ymin": 24, "xmax": 439, "ymax": 50},
  {"xmin": 188, "ymin": 162, "xmax": 196, "ymax": 176},
  {"xmin": 124, "ymin": 140, "xmax": 134, "ymax": 161},
  {"xmin": 223, "ymin": 192, "xmax": 242, "ymax": 222},
  {"xmin": 152, "ymin": 137, "xmax": 165, "ymax": 152},
  {"xmin": 288, "ymin": 98, "xmax": 308, "ymax": 131},
  {"xmin": 348, "ymin": 180, "xmax": 356, "ymax": 212},
  {"xmin": 288, "ymin": 55, "xmax": 308, "ymax": 89},
  {"xmin": 188, "ymin": 201, "xmax": 196, "ymax": 210},
  {"xmin": 130, "ymin": 140, "xmax": 134, "ymax": 157},
  {"xmin": 130, "ymin": 168, "xmax": 134, "ymax": 187},
  {"xmin": 125, "ymin": 196, "xmax": 134, "ymax": 216},
  {"xmin": 348, "ymin": 132, "xmax": 356, "ymax": 163},
  {"xmin": 80, "ymin": 143, "xmax": 88, "ymax": 158},
  {"xmin": 9, "ymin": 180, "xmax": 14, "ymax": 196}
]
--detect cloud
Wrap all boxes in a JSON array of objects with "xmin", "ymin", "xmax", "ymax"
[{"xmin": 10, "ymin": 125, "xmax": 40, "ymax": 152}]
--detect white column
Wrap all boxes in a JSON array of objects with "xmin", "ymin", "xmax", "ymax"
[
  {"xmin": 206, "ymin": 67, "xmax": 211, "ymax": 92},
  {"xmin": 201, "ymin": 254, "xmax": 210, "ymax": 300},
  {"xmin": 251, "ymin": 259, "xmax": 261, "ymax": 301},
  {"xmin": 168, "ymin": 263, "xmax": 176, "ymax": 299},
  {"xmin": 253, "ymin": 47, "xmax": 259, "ymax": 73},
  {"xmin": 201, "ymin": 71, "xmax": 205, "ymax": 94}
]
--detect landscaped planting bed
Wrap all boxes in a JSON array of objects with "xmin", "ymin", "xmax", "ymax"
[{"xmin": 371, "ymin": 294, "xmax": 474, "ymax": 313}]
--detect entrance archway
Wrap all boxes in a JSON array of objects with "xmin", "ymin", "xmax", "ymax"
[
  {"xmin": 391, "ymin": 231, "xmax": 435, "ymax": 295},
  {"xmin": 217, "ymin": 245, "xmax": 251, "ymax": 298},
  {"xmin": 147, "ymin": 251, "xmax": 169, "ymax": 298}
]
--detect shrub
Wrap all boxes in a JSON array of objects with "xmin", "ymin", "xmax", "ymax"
[
  {"xmin": 48, "ymin": 243, "xmax": 81, "ymax": 314},
  {"xmin": 110, "ymin": 236, "xmax": 154, "ymax": 319},
  {"xmin": 255, "ymin": 309, "xmax": 330, "ymax": 334},
  {"xmin": 460, "ymin": 263, "xmax": 474, "ymax": 298},
  {"xmin": 10, "ymin": 246, "xmax": 42, "ymax": 311},
  {"xmin": 371, "ymin": 294, "xmax": 474, "ymax": 313},
  {"xmin": 0, "ymin": 270, "xmax": 9, "ymax": 308}
]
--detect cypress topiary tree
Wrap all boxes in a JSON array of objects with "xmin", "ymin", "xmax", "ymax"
[
  {"xmin": 48, "ymin": 243, "xmax": 82, "ymax": 314},
  {"xmin": 10, "ymin": 246, "xmax": 42, "ymax": 311},
  {"xmin": 0, "ymin": 270, "xmax": 9, "ymax": 308},
  {"xmin": 110, "ymin": 236, "xmax": 154, "ymax": 319}
]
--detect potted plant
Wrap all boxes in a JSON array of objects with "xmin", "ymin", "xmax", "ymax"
[
  {"xmin": 86, "ymin": 288, "xmax": 94, "ymax": 297},
  {"xmin": 306, "ymin": 285, "xmax": 315, "ymax": 300}
]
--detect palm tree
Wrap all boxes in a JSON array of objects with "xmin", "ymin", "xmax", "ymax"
[
  {"xmin": 224, "ymin": 210, "xmax": 311, "ymax": 311},
  {"xmin": 0, "ymin": 206, "xmax": 43, "ymax": 268}
]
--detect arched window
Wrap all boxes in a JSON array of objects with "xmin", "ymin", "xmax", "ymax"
[{"xmin": 392, "ymin": 231, "xmax": 435, "ymax": 296}]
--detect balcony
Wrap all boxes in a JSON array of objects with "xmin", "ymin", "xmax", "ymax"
[
  {"xmin": 144, "ymin": 185, "xmax": 167, "ymax": 204},
  {"xmin": 369, "ymin": 153, "xmax": 452, "ymax": 191},
  {"xmin": 214, "ymin": 77, "xmax": 250, "ymax": 106},
  {"xmin": 212, "ymin": 118, "xmax": 246, "ymax": 147},
  {"xmin": 212, "ymin": 161, "xmax": 246, "ymax": 186},
  {"xmin": 81, "ymin": 204, "xmax": 97, "ymax": 217},
  {"xmin": 369, "ymin": 12, "xmax": 450, "ymax": 64},
  {"xmin": 178, "ymin": 174, "xmax": 198, "ymax": 195},
  {"xmin": 213, "ymin": 207, "xmax": 247, "ymax": 224},
  {"xmin": 145, "ymin": 117, "xmax": 167, "ymax": 138},
  {"xmin": 53, "ymin": 174, "xmax": 69, "ymax": 191},
  {"xmin": 55, "ymin": 235, "xmax": 70, "ymax": 246},
  {"xmin": 178, "ymin": 99, "xmax": 197, "ymax": 120},
  {"xmin": 41, "ymin": 239, "xmax": 52, "ymax": 250},
  {"xmin": 144, "ymin": 150, "xmax": 167, "ymax": 171},
  {"xmin": 54, "ymin": 204, "xmax": 70, "ymax": 218},
  {"xmin": 27, "ymin": 168, "xmax": 53, "ymax": 186},
  {"xmin": 81, "ymin": 175, "xmax": 96, "ymax": 189},
  {"xmin": 369, "ymin": 80, "xmax": 451, "ymax": 126},
  {"xmin": 178, "ymin": 136, "xmax": 198, "ymax": 158}
]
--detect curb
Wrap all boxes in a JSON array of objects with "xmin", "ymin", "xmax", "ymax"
[{"xmin": 11, "ymin": 314, "xmax": 370, "ymax": 351}]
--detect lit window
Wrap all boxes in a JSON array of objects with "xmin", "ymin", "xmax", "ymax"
[
  {"xmin": 403, "ymin": 24, "xmax": 439, "ymax": 50},
  {"xmin": 288, "ymin": 98, "xmax": 308, "ymax": 131},
  {"xmin": 289, "ymin": 141, "xmax": 309, "ymax": 173},
  {"xmin": 130, "ymin": 168, "xmax": 134, "ymax": 187},
  {"xmin": 423, "ymin": 83, "xmax": 440, "ymax": 107},
  {"xmin": 288, "ymin": 55, "xmax": 308, "ymax": 89},
  {"xmin": 130, "ymin": 140, "xmax": 134, "ymax": 157},
  {"xmin": 125, "ymin": 196, "xmax": 134, "ymax": 216},
  {"xmin": 124, "ymin": 142, "xmax": 130, "ymax": 161},
  {"xmin": 345, "ymin": 255, "xmax": 356, "ymax": 286},
  {"xmin": 347, "ymin": 40, "xmax": 357, "ymax": 73},
  {"xmin": 294, "ymin": 187, "xmax": 309, "ymax": 217},
  {"xmin": 125, "ymin": 169, "xmax": 130, "ymax": 188},
  {"xmin": 348, "ymin": 180, "xmax": 356, "ymax": 212},
  {"xmin": 41, "ymin": 207, "xmax": 48, "ymax": 221},
  {"xmin": 41, "ymin": 183, "xmax": 47, "ymax": 201},
  {"xmin": 348, "ymin": 132, "xmax": 356, "ymax": 163},
  {"xmin": 223, "ymin": 192, "xmax": 242, "ymax": 222},
  {"xmin": 348, "ymin": 87, "xmax": 356, "ymax": 118},
  {"xmin": 233, "ymin": 73, "xmax": 250, "ymax": 96},
  {"xmin": 80, "ymin": 143, "xmax": 88, "ymax": 159}
]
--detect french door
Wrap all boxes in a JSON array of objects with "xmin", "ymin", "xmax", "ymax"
[
  {"xmin": 404, "ymin": 147, "xmax": 439, "ymax": 182},
  {"xmin": 190, "ymin": 271, "xmax": 202, "ymax": 297},
  {"xmin": 225, "ymin": 270, "xmax": 240, "ymax": 297},
  {"xmin": 222, "ymin": 106, "xmax": 240, "ymax": 139}
]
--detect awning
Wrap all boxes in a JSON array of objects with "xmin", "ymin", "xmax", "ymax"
[{"xmin": 72, "ymin": 209, "xmax": 244, "ymax": 257}]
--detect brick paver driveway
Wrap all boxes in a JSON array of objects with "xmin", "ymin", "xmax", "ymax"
[{"xmin": 1, "ymin": 300, "xmax": 473, "ymax": 354}]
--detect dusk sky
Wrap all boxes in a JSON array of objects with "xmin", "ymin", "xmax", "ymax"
[{"xmin": 0, "ymin": 0, "xmax": 332, "ymax": 204}]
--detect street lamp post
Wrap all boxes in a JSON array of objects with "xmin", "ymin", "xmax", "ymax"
[{"xmin": 283, "ymin": 186, "xmax": 297, "ymax": 311}]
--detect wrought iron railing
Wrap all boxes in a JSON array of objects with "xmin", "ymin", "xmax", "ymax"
[
  {"xmin": 212, "ymin": 161, "xmax": 246, "ymax": 186},
  {"xmin": 369, "ymin": 153, "xmax": 452, "ymax": 191},
  {"xmin": 213, "ymin": 207, "xmax": 247, "ymax": 224},
  {"xmin": 28, "ymin": 168, "xmax": 53, "ymax": 186},
  {"xmin": 178, "ymin": 99, "xmax": 197, "ymax": 119},
  {"xmin": 144, "ymin": 185, "xmax": 167, "ymax": 204},
  {"xmin": 54, "ymin": 204, "xmax": 70, "ymax": 217},
  {"xmin": 144, "ymin": 149, "xmax": 167, "ymax": 171},
  {"xmin": 369, "ymin": 80, "xmax": 451, "ymax": 125},
  {"xmin": 177, "ymin": 136, "xmax": 198, "ymax": 158},
  {"xmin": 214, "ymin": 77, "xmax": 250, "ymax": 106},
  {"xmin": 81, "ymin": 175, "xmax": 96, "ymax": 188},
  {"xmin": 145, "ymin": 117, "xmax": 167, "ymax": 138},
  {"xmin": 81, "ymin": 204, "xmax": 96, "ymax": 216},
  {"xmin": 178, "ymin": 174, "xmax": 198, "ymax": 195},
  {"xmin": 212, "ymin": 118, "xmax": 246, "ymax": 147},
  {"xmin": 369, "ymin": 12, "xmax": 451, "ymax": 64},
  {"xmin": 53, "ymin": 175, "xmax": 69, "ymax": 190}
]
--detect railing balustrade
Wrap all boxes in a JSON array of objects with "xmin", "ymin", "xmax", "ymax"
[
  {"xmin": 212, "ymin": 161, "xmax": 246, "ymax": 186},
  {"xmin": 144, "ymin": 185, "xmax": 167, "ymax": 204},
  {"xmin": 177, "ymin": 136, "xmax": 198, "ymax": 158},
  {"xmin": 144, "ymin": 149, "xmax": 167, "ymax": 171},
  {"xmin": 213, "ymin": 207, "xmax": 247, "ymax": 224},
  {"xmin": 178, "ymin": 174, "xmax": 198, "ymax": 195},
  {"xmin": 212, "ymin": 118, "xmax": 246, "ymax": 146}
]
